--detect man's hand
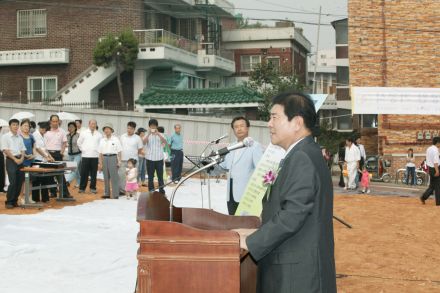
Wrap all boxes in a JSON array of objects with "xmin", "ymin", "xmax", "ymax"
[
  {"xmin": 435, "ymin": 170, "xmax": 439, "ymax": 177},
  {"xmin": 232, "ymin": 228, "xmax": 257, "ymax": 251},
  {"xmin": 98, "ymin": 163, "xmax": 102, "ymax": 172}
]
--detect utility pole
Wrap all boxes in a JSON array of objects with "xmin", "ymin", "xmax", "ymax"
[{"xmin": 313, "ymin": 6, "xmax": 322, "ymax": 94}]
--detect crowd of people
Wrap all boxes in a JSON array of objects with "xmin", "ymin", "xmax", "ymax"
[{"xmin": 0, "ymin": 115, "xmax": 185, "ymax": 208}]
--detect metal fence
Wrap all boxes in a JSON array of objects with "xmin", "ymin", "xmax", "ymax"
[{"xmin": 134, "ymin": 29, "xmax": 199, "ymax": 54}]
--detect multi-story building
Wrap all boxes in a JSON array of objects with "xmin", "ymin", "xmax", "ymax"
[
  {"xmin": 332, "ymin": 17, "xmax": 378, "ymax": 153},
  {"xmin": 221, "ymin": 21, "xmax": 311, "ymax": 87},
  {"xmin": 308, "ymin": 49, "xmax": 337, "ymax": 129},
  {"xmin": 0, "ymin": 0, "xmax": 236, "ymax": 110},
  {"xmin": 348, "ymin": 0, "xmax": 440, "ymax": 171}
]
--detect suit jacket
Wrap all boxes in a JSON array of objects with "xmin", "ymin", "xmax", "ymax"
[
  {"xmin": 220, "ymin": 141, "xmax": 263, "ymax": 202},
  {"xmin": 246, "ymin": 136, "xmax": 337, "ymax": 293}
]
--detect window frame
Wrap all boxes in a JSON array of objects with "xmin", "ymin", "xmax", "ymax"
[
  {"xmin": 240, "ymin": 55, "xmax": 261, "ymax": 72},
  {"xmin": 27, "ymin": 76, "xmax": 57, "ymax": 102},
  {"xmin": 17, "ymin": 9, "xmax": 47, "ymax": 38},
  {"xmin": 266, "ymin": 56, "xmax": 281, "ymax": 72}
]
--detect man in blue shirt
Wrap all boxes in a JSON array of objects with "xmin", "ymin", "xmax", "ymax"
[{"xmin": 169, "ymin": 124, "xmax": 184, "ymax": 183}]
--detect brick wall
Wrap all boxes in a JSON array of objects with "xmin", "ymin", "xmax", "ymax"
[
  {"xmin": 233, "ymin": 47, "xmax": 307, "ymax": 84},
  {"xmin": 348, "ymin": 0, "xmax": 440, "ymax": 177},
  {"xmin": 0, "ymin": 0, "xmax": 144, "ymax": 102}
]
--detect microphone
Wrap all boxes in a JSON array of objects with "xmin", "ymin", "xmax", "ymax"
[
  {"xmin": 215, "ymin": 137, "xmax": 254, "ymax": 156},
  {"xmin": 210, "ymin": 134, "xmax": 228, "ymax": 144}
]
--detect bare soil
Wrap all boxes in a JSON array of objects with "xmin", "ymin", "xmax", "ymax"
[{"xmin": 1, "ymin": 182, "xmax": 439, "ymax": 292}]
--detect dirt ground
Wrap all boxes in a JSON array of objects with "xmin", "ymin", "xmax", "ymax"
[{"xmin": 1, "ymin": 181, "xmax": 439, "ymax": 292}]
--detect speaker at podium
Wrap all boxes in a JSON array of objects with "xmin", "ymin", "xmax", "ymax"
[{"xmin": 136, "ymin": 191, "xmax": 260, "ymax": 293}]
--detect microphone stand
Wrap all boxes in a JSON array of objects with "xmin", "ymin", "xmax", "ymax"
[{"xmin": 169, "ymin": 155, "xmax": 223, "ymax": 222}]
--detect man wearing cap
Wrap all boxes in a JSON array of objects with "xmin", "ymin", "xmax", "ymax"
[
  {"xmin": 98, "ymin": 123, "xmax": 122, "ymax": 199},
  {"xmin": 77, "ymin": 119, "xmax": 102, "ymax": 194}
]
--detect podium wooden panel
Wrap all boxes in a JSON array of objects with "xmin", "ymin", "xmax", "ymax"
[{"xmin": 136, "ymin": 192, "xmax": 260, "ymax": 293}]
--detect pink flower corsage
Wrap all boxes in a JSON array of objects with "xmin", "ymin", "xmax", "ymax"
[{"xmin": 263, "ymin": 170, "xmax": 277, "ymax": 200}]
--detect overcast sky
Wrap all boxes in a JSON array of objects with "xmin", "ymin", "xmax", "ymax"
[{"xmin": 231, "ymin": 0, "xmax": 348, "ymax": 51}]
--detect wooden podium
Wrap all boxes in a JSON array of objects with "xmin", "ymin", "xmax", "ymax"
[{"xmin": 136, "ymin": 192, "xmax": 261, "ymax": 293}]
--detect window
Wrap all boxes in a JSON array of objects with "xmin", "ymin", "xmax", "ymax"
[
  {"xmin": 337, "ymin": 109, "xmax": 352, "ymax": 130},
  {"xmin": 362, "ymin": 114, "xmax": 378, "ymax": 128},
  {"xmin": 336, "ymin": 66, "xmax": 349, "ymax": 86},
  {"xmin": 28, "ymin": 76, "xmax": 57, "ymax": 102},
  {"xmin": 240, "ymin": 55, "xmax": 261, "ymax": 72},
  {"xmin": 266, "ymin": 57, "xmax": 280, "ymax": 72},
  {"xmin": 17, "ymin": 9, "xmax": 47, "ymax": 38}
]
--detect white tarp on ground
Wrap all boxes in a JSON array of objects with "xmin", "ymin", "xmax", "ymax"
[
  {"xmin": 352, "ymin": 87, "xmax": 440, "ymax": 114},
  {"xmin": 0, "ymin": 179, "xmax": 228, "ymax": 293}
]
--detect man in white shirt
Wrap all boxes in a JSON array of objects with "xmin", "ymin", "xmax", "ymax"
[
  {"xmin": 32, "ymin": 122, "xmax": 55, "ymax": 202},
  {"xmin": 77, "ymin": 119, "xmax": 102, "ymax": 194},
  {"xmin": 420, "ymin": 137, "xmax": 440, "ymax": 205},
  {"xmin": 98, "ymin": 123, "xmax": 122, "ymax": 199},
  {"xmin": 344, "ymin": 137, "xmax": 361, "ymax": 190},
  {"xmin": 1, "ymin": 119, "xmax": 26, "ymax": 209},
  {"xmin": 119, "ymin": 121, "xmax": 143, "ymax": 195}
]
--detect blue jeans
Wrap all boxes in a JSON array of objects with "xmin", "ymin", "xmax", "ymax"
[
  {"xmin": 406, "ymin": 166, "xmax": 416, "ymax": 185},
  {"xmin": 66, "ymin": 153, "xmax": 81, "ymax": 186},
  {"xmin": 138, "ymin": 157, "xmax": 146, "ymax": 182}
]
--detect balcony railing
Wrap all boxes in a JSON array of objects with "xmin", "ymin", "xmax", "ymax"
[
  {"xmin": 134, "ymin": 29, "xmax": 199, "ymax": 54},
  {"xmin": 200, "ymin": 42, "xmax": 234, "ymax": 61}
]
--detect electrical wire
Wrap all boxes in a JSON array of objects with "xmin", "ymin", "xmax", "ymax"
[{"xmin": 4, "ymin": 0, "xmax": 440, "ymax": 34}]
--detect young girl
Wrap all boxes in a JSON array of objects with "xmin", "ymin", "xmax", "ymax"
[
  {"xmin": 125, "ymin": 158, "xmax": 139, "ymax": 200},
  {"xmin": 360, "ymin": 166, "xmax": 371, "ymax": 194}
]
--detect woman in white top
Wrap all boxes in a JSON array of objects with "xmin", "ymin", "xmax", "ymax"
[{"xmin": 405, "ymin": 148, "xmax": 416, "ymax": 185}]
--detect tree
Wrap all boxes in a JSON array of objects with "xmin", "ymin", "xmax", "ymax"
[
  {"xmin": 93, "ymin": 30, "xmax": 139, "ymax": 107},
  {"xmin": 235, "ymin": 13, "xmax": 269, "ymax": 29},
  {"xmin": 245, "ymin": 61, "xmax": 304, "ymax": 121}
]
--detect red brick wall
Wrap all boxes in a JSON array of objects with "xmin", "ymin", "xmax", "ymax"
[
  {"xmin": 233, "ymin": 47, "xmax": 309, "ymax": 84},
  {"xmin": 348, "ymin": 0, "xmax": 440, "ymax": 176},
  {"xmin": 0, "ymin": 0, "xmax": 144, "ymax": 102}
]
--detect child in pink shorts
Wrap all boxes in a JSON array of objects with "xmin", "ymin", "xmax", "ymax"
[{"xmin": 125, "ymin": 158, "xmax": 139, "ymax": 200}]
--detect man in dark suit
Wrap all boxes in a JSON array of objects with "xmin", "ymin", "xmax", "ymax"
[{"xmin": 234, "ymin": 92, "xmax": 337, "ymax": 292}]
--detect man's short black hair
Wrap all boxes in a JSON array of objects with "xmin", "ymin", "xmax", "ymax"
[
  {"xmin": 127, "ymin": 121, "xmax": 136, "ymax": 128},
  {"xmin": 30, "ymin": 121, "xmax": 36, "ymax": 129},
  {"xmin": 346, "ymin": 137, "xmax": 355, "ymax": 143},
  {"xmin": 157, "ymin": 126, "xmax": 165, "ymax": 133},
  {"xmin": 433, "ymin": 137, "xmax": 440, "ymax": 145},
  {"xmin": 9, "ymin": 118, "xmax": 19, "ymax": 126},
  {"xmin": 271, "ymin": 91, "xmax": 317, "ymax": 131},
  {"xmin": 149, "ymin": 119, "xmax": 158, "ymax": 127},
  {"xmin": 38, "ymin": 121, "xmax": 50, "ymax": 131},
  {"xmin": 75, "ymin": 119, "xmax": 82, "ymax": 124},
  {"xmin": 230, "ymin": 116, "xmax": 250, "ymax": 129},
  {"xmin": 49, "ymin": 114, "xmax": 59, "ymax": 121}
]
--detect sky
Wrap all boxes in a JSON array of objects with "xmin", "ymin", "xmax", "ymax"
[{"xmin": 231, "ymin": 0, "xmax": 348, "ymax": 51}]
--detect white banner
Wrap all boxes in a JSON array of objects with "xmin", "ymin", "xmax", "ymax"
[{"xmin": 352, "ymin": 87, "xmax": 440, "ymax": 115}]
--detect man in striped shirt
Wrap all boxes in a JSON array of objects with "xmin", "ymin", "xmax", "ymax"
[{"xmin": 143, "ymin": 119, "xmax": 167, "ymax": 193}]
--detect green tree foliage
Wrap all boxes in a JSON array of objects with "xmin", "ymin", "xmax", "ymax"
[
  {"xmin": 245, "ymin": 61, "xmax": 304, "ymax": 121},
  {"xmin": 93, "ymin": 30, "xmax": 139, "ymax": 107},
  {"xmin": 235, "ymin": 13, "xmax": 269, "ymax": 29}
]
